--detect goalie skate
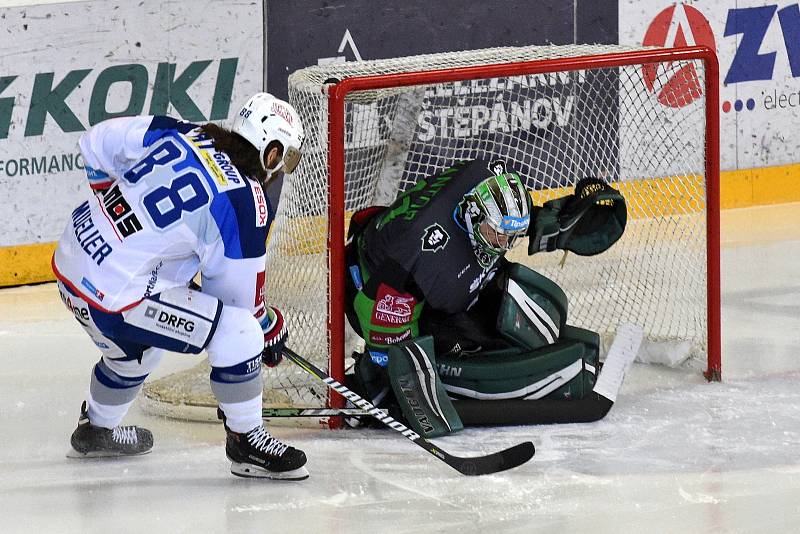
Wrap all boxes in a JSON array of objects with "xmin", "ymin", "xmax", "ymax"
[
  {"xmin": 219, "ymin": 409, "xmax": 308, "ymax": 481},
  {"xmin": 67, "ymin": 401, "xmax": 153, "ymax": 458}
]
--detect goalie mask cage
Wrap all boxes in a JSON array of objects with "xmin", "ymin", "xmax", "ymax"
[{"xmin": 142, "ymin": 44, "xmax": 721, "ymax": 425}]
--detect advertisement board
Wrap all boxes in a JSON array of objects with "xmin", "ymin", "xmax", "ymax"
[
  {"xmin": 265, "ymin": 0, "xmax": 619, "ymax": 201},
  {"xmin": 620, "ymin": 0, "xmax": 800, "ymax": 171},
  {"xmin": 266, "ymin": 0, "xmax": 617, "ymax": 100},
  {"xmin": 0, "ymin": 1, "xmax": 263, "ymax": 247}
]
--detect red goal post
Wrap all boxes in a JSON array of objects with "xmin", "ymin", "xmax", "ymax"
[{"xmin": 326, "ymin": 46, "xmax": 719, "ymax": 411}]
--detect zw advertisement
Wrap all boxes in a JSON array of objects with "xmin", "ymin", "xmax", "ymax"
[
  {"xmin": 620, "ymin": 0, "xmax": 800, "ymax": 170},
  {"xmin": 0, "ymin": 1, "xmax": 262, "ymax": 246}
]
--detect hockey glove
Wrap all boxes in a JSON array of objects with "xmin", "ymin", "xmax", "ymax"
[
  {"xmin": 528, "ymin": 177, "xmax": 626, "ymax": 256},
  {"xmin": 261, "ymin": 306, "xmax": 288, "ymax": 367}
]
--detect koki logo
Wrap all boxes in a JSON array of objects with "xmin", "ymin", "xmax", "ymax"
[
  {"xmin": 642, "ymin": 3, "xmax": 715, "ymax": 108},
  {"xmin": 0, "ymin": 58, "xmax": 239, "ymax": 140}
]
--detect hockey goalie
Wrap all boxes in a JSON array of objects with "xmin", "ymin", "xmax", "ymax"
[{"xmin": 343, "ymin": 158, "xmax": 641, "ymax": 438}]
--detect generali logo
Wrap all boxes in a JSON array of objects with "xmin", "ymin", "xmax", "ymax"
[{"xmin": 641, "ymin": 3, "xmax": 716, "ymax": 108}]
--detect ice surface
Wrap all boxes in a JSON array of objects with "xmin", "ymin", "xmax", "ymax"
[{"xmin": 1, "ymin": 203, "xmax": 799, "ymax": 533}]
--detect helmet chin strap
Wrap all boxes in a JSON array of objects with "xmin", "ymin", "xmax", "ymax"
[{"xmin": 264, "ymin": 160, "xmax": 285, "ymax": 179}]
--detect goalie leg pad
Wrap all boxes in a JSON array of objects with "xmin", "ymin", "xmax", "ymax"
[
  {"xmin": 497, "ymin": 264, "xmax": 569, "ymax": 351},
  {"xmin": 387, "ymin": 336, "xmax": 463, "ymax": 438},
  {"xmin": 438, "ymin": 325, "xmax": 600, "ymax": 401}
]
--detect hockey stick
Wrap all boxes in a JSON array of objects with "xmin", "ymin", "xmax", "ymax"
[
  {"xmin": 263, "ymin": 407, "xmax": 383, "ymax": 418},
  {"xmin": 282, "ymin": 346, "xmax": 535, "ymax": 476}
]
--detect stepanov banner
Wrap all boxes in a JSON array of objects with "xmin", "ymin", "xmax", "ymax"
[
  {"xmin": 620, "ymin": 0, "xmax": 800, "ymax": 171},
  {"xmin": 0, "ymin": 1, "xmax": 262, "ymax": 247},
  {"xmin": 263, "ymin": 0, "xmax": 619, "ymax": 202}
]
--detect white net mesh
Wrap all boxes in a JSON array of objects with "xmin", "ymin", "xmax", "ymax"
[{"xmin": 142, "ymin": 44, "xmax": 714, "ymax": 420}]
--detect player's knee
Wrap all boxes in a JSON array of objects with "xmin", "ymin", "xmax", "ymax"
[
  {"xmin": 101, "ymin": 348, "xmax": 165, "ymax": 377},
  {"xmin": 136, "ymin": 347, "xmax": 166, "ymax": 375},
  {"xmin": 206, "ymin": 306, "xmax": 263, "ymax": 368}
]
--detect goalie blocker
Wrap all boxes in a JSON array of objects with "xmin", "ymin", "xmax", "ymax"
[{"xmin": 353, "ymin": 264, "xmax": 640, "ymax": 433}]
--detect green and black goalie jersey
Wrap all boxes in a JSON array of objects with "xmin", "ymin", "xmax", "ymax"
[{"xmin": 359, "ymin": 159, "xmax": 525, "ymax": 315}]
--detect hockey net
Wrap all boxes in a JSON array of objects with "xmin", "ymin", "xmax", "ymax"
[{"xmin": 142, "ymin": 44, "xmax": 720, "ymax": 423}]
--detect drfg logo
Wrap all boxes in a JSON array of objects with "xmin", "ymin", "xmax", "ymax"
[
  {"xmin": 0, "ymin": 58, "xmax": 239, "ymax": 139},
  {"xmin": 145, "ymin": 306, "xmax": 195, "ymax": 332}
]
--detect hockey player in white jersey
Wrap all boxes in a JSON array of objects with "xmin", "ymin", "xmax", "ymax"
[{"xmin": 53, "ymin": 93, "xmax": 309, "ymax": 480}]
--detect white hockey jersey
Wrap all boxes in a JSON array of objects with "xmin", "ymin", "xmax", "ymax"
[{"xmin": 53, "ymin": 116, "xmax": 272, "ymax": 318}]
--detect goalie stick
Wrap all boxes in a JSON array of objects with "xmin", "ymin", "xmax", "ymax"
[{"xmin": 281, "ymin": 346, "xmax": 535, "ymax": 476}]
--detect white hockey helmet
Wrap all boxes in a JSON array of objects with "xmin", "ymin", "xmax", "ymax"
[{"xmin": 232, "ymin": 92, "xmax": 304, "ymax": 175}]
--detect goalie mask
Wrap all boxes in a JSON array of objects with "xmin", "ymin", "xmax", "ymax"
[
  {"xmin": 459, "ymin": 171, "xmax": 530, "ymax": 265},
  {"xmin": 232, "ymin": 92, "xmax": 305, "ymax": 177}
]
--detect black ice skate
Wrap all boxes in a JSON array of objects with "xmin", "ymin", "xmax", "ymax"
[
  {"xmin": 67, "ymin": 401, "xmax": 153, "ymax": 458},
  {"xmin": 218, "ymin": 408, "xmax": 308, "ymax": 480}
]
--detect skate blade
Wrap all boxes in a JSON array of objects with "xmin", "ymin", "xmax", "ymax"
[
  {"xmin": 66, "ymin": 448, "xmax": 152, "ymax": 459},
  {"xmin": 230, "ymin": 462, "xmax": 309, "ymax": 481}
]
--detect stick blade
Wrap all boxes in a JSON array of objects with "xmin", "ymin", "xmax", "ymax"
[{"xmin": 448, "ymin": 441, "xmax": 535, "ymax": 476}]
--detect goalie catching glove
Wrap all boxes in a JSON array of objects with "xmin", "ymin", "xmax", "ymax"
[
  {"xmin": 528, "ymin": 177, "xmax": 627, "ymax": 256},
  {"xmin": 261, "ymin": 306, "xmax": 288, "ymax": 367}
]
